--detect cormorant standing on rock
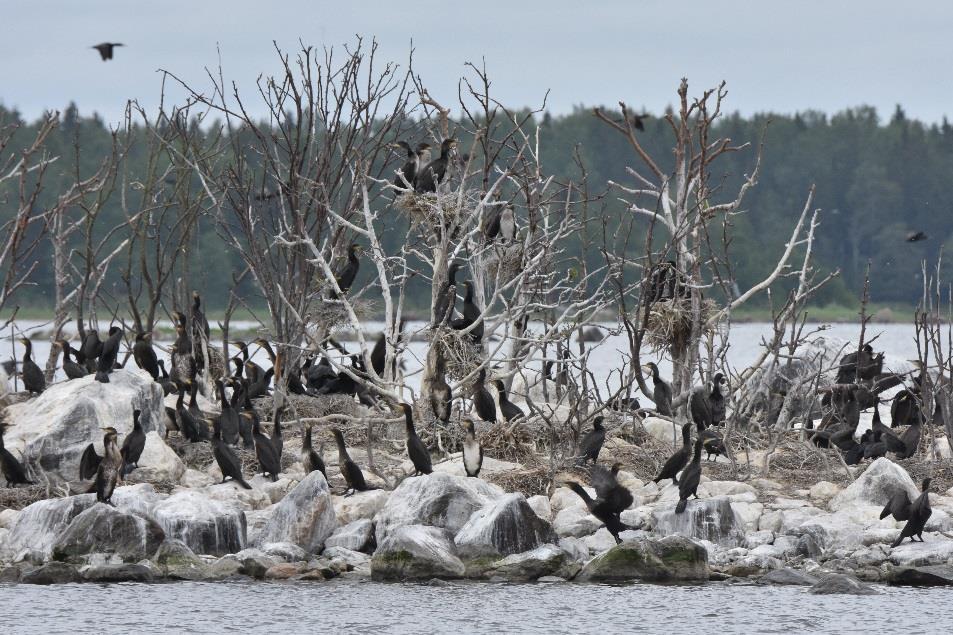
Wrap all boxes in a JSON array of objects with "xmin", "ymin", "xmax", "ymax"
[
  {"xmin": 302, "ymin": 424, "xmax": 327, "ymax": 480},
  {"xmin": 472, "ymin": 368, "xmax": 497, "ymax": 423},
  {"xmin": 332, "ymin": 428, "xmax": 371, "ymax": 495},
  {"xmin": 94, "ymin": 326, "xmax": 122, "ymax": 383},
  {"xmin": 433, "ymin": 263, "xmax": 461, "ymax": 326},
  {"xmin": 493, "ymin": 380, "xmax": 525, "ymax": 423},
  {"xmin": 577, "ymin": 416, "xmax": 606, "ymax": 464},
  {"xmin": 392, "ymin": 141, "xmax": 419, "ymax": 190},
  {"xmin": 94, "ymin": 427, "xmax": 123, "ymax": 504},
  {"xmin": 216, "ymin": 379, "xmax": 240, "ymax": 446},
  {"xmin": 331, "ymin": 243, "xmax": 361, "ymax": 298},
  {"xmin": 249, "ymin": 413, "xmax": 280, "ymax": 482},
  {"xmin": 675, "ymin": 439, "xmax": 704, "ymax": 514},
  {"xmin": 133, "ymin": 332, "xmax": 160, "ymax": 380},
  {"xmin": 56, "ymin": 340, "xmax": 88, "ymax": 380},
  {"xmin": 643, "ymin": 362, "xmax": 672, "ymax": 416},
  {"xmin": 415, "ymin": 137, "xmax": 458, "ymax": 193},
  {"xmin": 81, "ymin": 329, "xmax": 103, "ymax": 373},
  {"xmin": 565, "ymin": 465, "xmax": 633, "ymax": 543},
  {"xmin": 120, "ymin": 409, "xmax": 146, "ymax": 475},
  {"xmin": 1, "ymin": 424, "xmax": 33, "ymax": 487},
  {"xmin": 654, "ymin": 422, "xmax": 692, "ymax": 485},
  {"xmin": 462, "ymin": 418, "xmax": 483, "ymax": 477},
  {"xmin": 401, "ymin": 403, "xmax": 432, "ymax": 475},
  {"xmin": 18, "ymin": 337, "xmax": 45, "ymax": 394},
  {"xmin": 271, "ymin": 407, "xmax": 285, "ymax": 459},
  {"xmin": 211, "ymin": 419, "xmax": 251, "ymax": 489},
  {"xmin": 892, "ymin": 478, "xmax": 932, "ymax": 547}
]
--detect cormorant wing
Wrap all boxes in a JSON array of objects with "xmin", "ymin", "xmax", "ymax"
[{"xmin": 79, "ymin": 443, "xmax": 102, "ymax": 480}]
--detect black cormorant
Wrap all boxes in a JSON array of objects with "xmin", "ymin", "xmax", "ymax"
[
  {"xmin": 697, "ymin": 419, "xmax": 727, "ymax": 462},
  {"xmin": 94, "ymin": 326, "xmax": 122, "ymax": 383},
  {"xmin": 709, "ymin": 373, "xmax": 727, "ymax": 424},
  {"xmin": 232, "ymin": 341, "xmax": 262, "ymax": 385},
  {"xmin": 247, "ymin": 367, "xmax": 274, "ymax": 399},
  {"xmin": 907, "ymin": 231, "xmax": 928, "ymax": 242},
  {"xmin": 18, "ymin": 337, "xmax": 45, "ymax": 394},
  {"xmin": 429, "ymin": 347, "xmax": 452, "ymax": 425},
  {"xmin": 880, "ymin": 488, "xmax": 913, "ymax": 522},
  {"xmin": 250, "ymin": 413, "xmax": 280, "ymax": 482},
  {"xmin": 271, "ymin": 406, "xmax": 284, "ymax": 459},
  {"xmin": 191, "ymin": 291, "xmax": 211, "ymax": 343},
  {"xmin": 415, "ymin": 137, "xmax": 458, "ymax": 193},
  {"xmin": 92, "ymin": 42, "xmax": 123, "ymax": 61},
  {"xmin": 79, "ymin": 443, "xmax": 102, "ymax": 481},
  {"xmin": 493, "ymin": 380, "xmax": 525, "ymax": 423},
  {"xmin": 643, "ymin": 362, "xmax": 673, "ymax": 416},
  {"xmin": 56, "ymin": 340, "xmax": 88, "ymax": 380},
  {"xmin": 565, "ymin": 464, "xmax": 633, "ymax": 543},
  {"xmin": 577, "ymin": 416, "xmax": 606, "ymax": 464},
  {"xmin": 675, "ymin": 439, "xmax": 704, "ymax": 514},
  {"xmin": 873, "ymin": 404, "xmax": 921, "ymax": 459},
  {"xmin": 401, "ymin": 403, "xmax": 432, "ymax": 475},
  {"xmin": 211, "ymin": 419, "xmax": 251, "ymax": 489},
  {"xmin": 133, "ymin": 332, "xmax": 160, "ymax": 380},
  {"xmin": 392, "ymin": 141, "xmax": 419, "ymax": 190},
  {"xmin": 472, "ymin": 368, "xmax": 497, "ymax": 423},
  {"xmin": 836, "ymin": 344, "xmax": 882, "ymax": 384},
  {"xmin": 120, "ymin": 409, "xmax": 146, "ymax": 475},
  {"xmin": 331, "ymin": 243, "xmax": 361, "ymax": 298},
  {"xmin": 451, "ymin": 281, "xmax": 482, "ymax": 342},
  {"xmin": 237, "ymin": 382, "xmax": 257, "ymax": 450},
  {"xmin": 216, "ymin": 379, "xmax": 240, "ymax": 446},
  {"xmin": 94, "ymin": 427, "xmax": 123, "ymax": 504},
  {"xmin": 462, "ymin": 418, "xmax": 483, "ymax": 477},
  {"xmin": 891, "ymin": 389, "xmax": 923, "ymax": 428},
  {"xmin": 433, "ymin": 263, "xmax": 462, "ymax": 326},
  {"xmin": 81, "ymin": 329, "xmax": 103, "ymax": 373},
  {"xmin": 690, "ymin": 383, "xmax": 714, "ymax": 429},
  {"xmin": 0, "ymin": 424, "xmax": 33, "ymax": 487},
  {"xmin": 332, "ymin": 428, "xmax": 371, "ymax": 495},
  {"xmin": 175, "ymin": 381, "xmax": 207, "ymax": 443},
  {"xmin": 892, "ymin": 478, "xmax": 932, "ymax": 547},
  {"xmin": 654, "ymin": 422, "xmax": 692, "ymax": 485},
  {"xmin": 630, "ymin": 112, "xmax": 650, "ymax": 131},
  {"xmin": 302, "ymin": 424, "xmax": 327, "ymax": 480},
  {"xmin": 483, "ymin": 207, "xmax": 502, "ymax": 241},
  {"xmin": 305, "ymin": 354, "xmax": 335, "ymax": 392}
]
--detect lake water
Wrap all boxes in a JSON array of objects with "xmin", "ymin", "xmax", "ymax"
[{"xmin": 0, "ymin": 578, "xmax": 951, "ymax": 634}]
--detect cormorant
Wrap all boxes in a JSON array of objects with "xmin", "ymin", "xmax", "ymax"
[
  {"xmin": 79, "ymin": 443, "xmax": 102, "ymax": 481},
  {"xmin": 0, "ymin": 424, "xmax": 33, "ymax": 487},
  {"xmin": 92, "ymin": 42, "xmax": 123, "ymax": 61},
  {"xmin": 94, "ymin": 326, "xmax": 122, "ymax": 383},
  {"xmin": 451, "ymin": 281, "xmax": 482, "ymax": 342},
  {"xmin": 332, "ymin": 428, "xmax": 371, "ymax": 495},
  {"xmin": 689, "ymin": 383, "xmax": 714, "ymax": 429},
  {"xmin": 17, "ymin": 337, "xmax": 45, "ymax": 394},
  {"xmin": 630, "ymin": 112, "xmax": 650, "ymax": 131},
  {"xmin": 472, "ymin": 368, "xmax": 497, "ymax": 423},
  {"xmin": 302, "ymin": 424, "xmax": 327, "ymax": 480},
  {"xmin": 370, "ymin": 331, "xmax": 387, "ymax": 378},
  {"xmin": 216, "ymin": 379, "xmax": 240, "ymax": 446},
  {"xmin": 55, "ymin": 340, "xmax": 88, "ymax": 380},
  {"xmin": 433, "ymin": 263, "xmax": 462, "ymax": 326},
  {"xmin": 493, "ymin": 380, "xmax": 525, "ymax": 423},
  {"xmin": 577, "ymin": 416, "xmax": 606, "ymax": 464},
  {"xmin": 238, "ymin": 382, "xmax": 257, "ymax": 450},
  {"xmin": 247, "ymin": 367, "xmax": 274, "ymax": 399},
  {"xmin": 81, "ymin": 329, "xmax": 103, "ymax": 373},
  {"xmin": 175, "ymin": 381, "xmax": 207, "ymax": 443},
  {"xmin": 698, "ymin": 419, "xmax": 727, "ymax": 462},
  {"xmin": 873, "ymin": 403, "xmax": 921, "ymax": 459},
  {"xmin": 462, "ymin": 418, "xmax": 483, "ymax": 477},
  {"xmin": 250, "ymin": 413, "xmax": 280, "ymax": 481},
  {"xmin": 232, "ymin": 341, "xmax": 262, "ymax": 385},
  {"xmin": 191, "ymin": 291, "xmax": 211, "ymax": 345},
  {"xmin": 499, "ymin": 205, "xmax": 516, "ymax": 243},
  {"xmin": 211, "ymin": 419, "xmax": 251, "ymax": 489},
  {"xmin": 401, "ymin": 403, "xmax": 432, "ymax": 475},
  {"xmin": 415, "ymin": 137, "xmax": 458, "ymax": 193},
  {"xmin": 305, "ymin": 354, "xmax": 336, "ymax": 392},
  {"xmin": 133, "ymin": 332, "xmax": 160, "ymax": 380},
  {"xmin": 483, "ymin": 207, "xmax": 502, "ymax": 241},
  {"xmin": 271, "ymin": 406, "xmax": 284, "ymax": 459},
  {"xmin": 643, "ymin": 362, "xmax": 673, "ymax": 416},
  {"xmin": 906, "ymin": 231, "xmax": 928, "ymax": 242},
  {"xmin": 836, "ymin": 344, "xmax": 882, "ymax": 384},
  {"xmin": 654, "ymin": 422, "xmax": 692, "ymax": 485},
  {"xmin": 392, "ymin": 141, "xmax": 419, "ymax": 190},
  {"xmin": 429, "ymin": 347, "xmax": 452, "ymax": 425},
  {"xmin": 120, "ymin": 409, "xmax": 146, "ymax": 475},
  {"xmin": 709, "ymin": 373, "xmax": 727, "ymax": 424},
  {"xmin": 415, "ymin": 142, "xmax": 432, "ymax": 173},
  {"xmin": 331, "ymin": 243, "xmax": 361, "ymax": 298},
  {"xmin": 880, "ymin": 489, "xmax": 913, "ymax": 522},
  {"xmin": 891, "ymin": 389, "xmax": 923, "ymax": 428},
  {"xmin": 565, "ymin": 464, "xmax": 633, "ymax": 543},
  {"xmin": 156, "ymin": 359, "xmax": 176, "ymax": 396},
  {"xmin": 675, "ymin": 439, "xmax": 704, "ymax": 514},
  {"xmin": 94, "ymin": 427, "xmax": 123, "ymax": 504},
  {"xmin": 892, "ymin": 478, "xmax": 932, "ymax": 547}
]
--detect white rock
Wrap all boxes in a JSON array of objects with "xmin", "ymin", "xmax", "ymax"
[
  {"xmin": 0, "ymin": 508, "xmax": 20, "ymax": 529},
  {"xmin": 454, "ymin": 493, "xmax": 558, "ymax": 560},
  {"xmin": 583, "ymin": 528, "xmax": 618, "ymax": 554},
  {"xmin": 698, "ymin": 481, "xmax": 757, "ymax": 501},
  {"xmin": 775, "ymin": 506, "xmax": 827, "ymax": 534},
  {"xmin": 245, "ymin": 509, "xmax": 273, "ymax": 547},
  {"xmin": 620, "ymin": 507, "xmax": 651, "ymax": 531},
  {"xmin": 250, "ymin": 476, "xmax": 298, "ymax": 504},
  {"xmin": 261, "ymin": 542, "xmax": 307, "ymax": 562},
  {"xmin": 151, "ymin": 489, "xmax": 246, "ymax": 556},
  {"xmin": 552, "ymin": 507, "xmax": 602, "ymax": 538},
  {"xmin": 933, "ymin": 437, "xmax": 952, "ymax": 460},
  {"xmin": 432, "ymin": 455, "xmax": 523, "ymax": 478},
  {"xmin": 558, "ymin": 537, "xmax": 590, "ymax": 562},
  {"xmin": 653, "ymin": 497, "xmax": 746, "ymax": 547},
  {"xmin": 809, "ymin": 481, "xmax": 842, "ymax": 504},
  {"xmin": 640, "ymin": 416, "xmax": 680, "ymax": 445},
  {"xmin": 744, "ymin": 530, "xmax": 775, "ymax": 549},
  {"xmin": 255, "ymin": 471, "xmax": 336, "ymax": 554},
  {"xmin": 325, "ymin": 519, "xmax": 374, "ymax": 552},
  {"xmin": 333, "ymin": 489, "xmax": 389, "ymax": 525},
  {"xmin": 125, "ymin": 432, "xmax": 185, "ymax": 484},
  {"xmin": 371, "ymin": 525, "xmax": 465, "ymax": 580},
  {"xmin": 527, "ymin": 495, "xmax": 552, "ymax": 522},
  {"xmin": 731, "ymin": 502, "xmax": 764, "ymax": 533},
  {"xmin": 201, "ymin": 481, "xmax": 272, "ymax": 511},
  {"xmin": 179, "ymin": 468, "xmax": 215, "ymax": 488},
  {"xmin": 550, "ymin": 487, "xmax": 589, "ymax": 512},
  {"xmin": 322, "ymin": 546, "xmax": 371, "ymax": 569},
  {"xmin": 888, "ymin": 538, "xmax": 953, "ymax": 566},
  {"xmin": 829, "ymin": 457, "xmax": 919, "ymax": 511}
]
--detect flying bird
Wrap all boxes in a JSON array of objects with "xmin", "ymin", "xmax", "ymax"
[
  {"xmin": 906, "ymin": 231, "xmax": 928, "ymax": 243},
  {"xmin": 92, "ymin": 43, "xmax": 124, "ymax": 61}
]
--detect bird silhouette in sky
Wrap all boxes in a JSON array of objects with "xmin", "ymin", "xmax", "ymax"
[
  {"xmin": 92, "ymin": 43, "xmax": 124, "ymax": 61},
  {"xmin": 906, "ymin": 231, "xmax": 928, "ymax": 243}
]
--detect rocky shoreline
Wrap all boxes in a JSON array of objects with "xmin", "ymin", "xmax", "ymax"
[{"xmin": 3, "ymin": 371, "xmax": 953, "ymax": 593}]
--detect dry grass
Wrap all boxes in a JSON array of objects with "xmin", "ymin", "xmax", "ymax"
[{"xmin": 644, "ymin": 297, "xmax": 717, "ymax": 354}]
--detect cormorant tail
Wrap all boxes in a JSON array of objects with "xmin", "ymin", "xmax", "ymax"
[
  {"xmin": 891, "ymin": 534, "xmax": 904, "ymax": 549},
  {"xmin": 675, "ymin": 499, "xmax": 688, "ymax": 514},
  {"xmin": 236, "ymin": 477, "xmax": 252, "ymax": 490},
  {"xmin": 566, "ymin": 481, "xmax": 595, "ymax": 507}
]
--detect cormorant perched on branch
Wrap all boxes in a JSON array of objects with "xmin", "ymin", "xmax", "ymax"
[
  {"xmin": 392, "ymin": 141, "xmax": 419, "ymax": 190},
  {"xmin": 401, "ymin": 403, "xmax": 432, "ymax": 476},
  {"xmin": 451, "ymin": 281, "xmax": 482, "ymax": 342},
  {"xmin": 642, "ymin": 362, "xmax": 672, "ymax": 416},
  {"xmin": 471, "ymin": 368, "xmax": 497, "ymax": 423},
  {"xmin": 120, "ymin": 409, "xmax": 146, "ymax": 475},
  {"xmin": 493, "ymin": 380, "xmax": 525, "ymax": 423},
  {"xmin": 675, "ymin": 439, "xmax": 704, "ymax": 514},
  {"xmin": 835, "ymin": 344, "xmax": 882, "ymax": 384},
  {"xmin": 94, "ymin": 326, "xmax": 123, "ymax": 383},
  {"xmin": 462, "ymin": 418, "xmax": 483, "ymax": 477},
  {"xmin": 709, "ymin": 373, "xmax": 727, "ymax": 424},
  {"xmin": 654, "ymin": 422, "xmax": 692, "ymax": 485},
  {"xmin": 56, "ymin": 340, "xmax": 88, "ymax": 380},
  {"xmin": 17, "ymin": 337, "xmax": 44, "ymax": 394},
  {"xmin": 1, "ymin": 424, "xmax": 33, "ymax": 487},
  {"xmin": 331, "ymin": 243, "xmax": 361, "ymax": 298},
  {"xmin": 415, "ymin": 137, "xmax": 458, "ymax": 193},
  {"xmin": 81, "ymin": 329, "xmax": 103, "ymax": 373},
  {"xmin": 133, "ymin": 332, "xmax": 160, "ymax": 380},
  {"xmin": 429, "ymin": 348, "xmax": 452, "ymax": 426},
  {"xmin": 433, "ymin": 262, "xmax": 462, "ymax": 326},
  {"xmin": 332, "ymin": 428, "xmax": 371, "ymax": 496},
  {"xmin": 92, "ymin": 42, "xmax": 123, "ymax": 61},
  {"xmin": 690, "ymin": 383, "xmax": 714, "ymax": 429},
  {"xmin": 892, "ymin": 478, "xmax": 932, "ymax": 547},
  {"xmin": 576, "ymin": 416, "xmax": 606, "ymax": 464}
]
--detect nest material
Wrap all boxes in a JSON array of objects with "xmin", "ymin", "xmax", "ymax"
[
  {"xmin": 0, "ymin": 484, "xmax": 51, "ymax": 511},
  {"xmin": 486, "ymin": 244, "xmax": 524, "ymax": 285},
  {"xmin": 310, "ymin": 297, "xmax": 374, "ymax": 332},
  {"xmin": 396, "ymin": 191, "xmax": 467, "ymax": 233},
  {"xmin": 432, "ymin": 328, "xmax": 483, "ymax": 382},
  {"xmin": 485, "ymin": 465, "xmax": 551, "ymax": 497},
  {"xmin": 644, "ymin": 297, "xmax": 717, "ymax": 353}
]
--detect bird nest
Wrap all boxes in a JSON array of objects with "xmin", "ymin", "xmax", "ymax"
[
  {"xmin": 253, "ymin": 392, "xmax": 361, "ymax": 422},
  {"xmin": 486, "ymin": 244, "xmax": 524, "ymax": 284},
  {"xmin": 309, "ymin": 297, "xmax": 374, "ymax": 332},
  {"xmin": 485, "ymin": 465, "xmax": 552, "ymax": 497},
  {"xmin": 432, "ymin": 328, "xmax": 483, "ymax": 382},
  {"xmin": 0, "ymin": 484, "xmax": 51, "ymax": 511},
  {"xmin": 396, "ymin": 191, "xmax": 468, "ymax": 234},
  {"xmin": 644, "ymin": 297, "xmax": 717, "ymax": 354}
]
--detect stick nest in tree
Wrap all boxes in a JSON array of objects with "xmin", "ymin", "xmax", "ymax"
[
  {"xmin": 644, "ymin": 297, "xmax": 718, "ymax": 353},
  {"xmin": 486, "ymin": 243, "xmax": 524, "ymax": 284},
  {"xmin": 310, "ymin": 297, "xmax": 374, "ymax": 332},
  {"xmin": 396, "ymin": 191, "xmax": 470, "ymax": 233},
  {"xmin": 432, "ymin": 328, "xmax": 483, "ymax": 382}
]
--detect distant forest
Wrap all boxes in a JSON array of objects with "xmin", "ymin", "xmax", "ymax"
[{"xmin": 1, "ymin": 101, "xmax": 951, "ymax": 313}]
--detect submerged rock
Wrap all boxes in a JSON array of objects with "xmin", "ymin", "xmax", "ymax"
[
  {"xmin": 653, "ymin": 497, "xmax": 746, "ymax": 547},
  {"xmin": 82, "ymin": 563, "xmax": 156, "ymax": 583},
  {"xmin": 371, "ymin": 525, "xmax": 466, "ymax": 581},
  {"xmin": 889, "ymin": 564, "xmax": 953, "ymax": 586},
  {"xmin": 255, "ymin": 471, "xmax": 336, "ymax": 554},
  {"xmin": 484, "ymin": 544, "xmax": 578, "ymax": 581},
  {"xmin": 577, "ymin": 535, "xmax": 709, "ymax": 582},
  {"xmin": 151, "ymin": 490, "xmax": 246, "ymax": 556},
  {"xmin": 51, "ymin": 503, "xmax": 164, "ymax": 563},
  {"xmin": 21, "ymin": 561, "xmax": 82, "ymax": 585},
  {"xmin": 808, "ymin": 572, "xmax": 879, "ymax": 595},
  {"xmin": 3, "ymin": 369, "xmax": 165, "ymax": 483},
  {"xmin": 375, "ymin": 473, "xmax": 502, "ymax": 544},
  {"xmin": 454, "ymin": 493, "xmax": 558, "ymax": 561},
  {"xmin": 758, "ymin": 567, "xmax": 819, "ymax": 586}
]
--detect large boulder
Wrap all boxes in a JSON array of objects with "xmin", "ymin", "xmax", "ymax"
[
  {"xmin": 82, "ymin": 563, "xmax": 156, "ymax": 583},
  {"xmin": 829, "ymin": 458, "xmax": 919, "ymax": 511},
  {"xmin": 375, "ymin": 473, "xmax": 503, "ymax": 543},
  {"xmin": 151, "ymin": 490, "xmax": 246, "ymax": 556},
  {"xmin": 325, "ymin": 519, "xmax": 374, "ymax": 553},
  {"xmin": 889, "ymin": 564, "xmax": 953, "ymax": 586},
  {"xmin": 255, "ymin": 471, "xmax": 336, "ymax": 554},
  {"xmin": 371, "ymin": 525, "xmax": 466, "ymax": 581},
  {"xmin": 2, "ymin": 369, "xmax": 165, "ymax": 482},
  {"xmin": 21, "ymin": 561, "xmax": 82, "ymax": 585},
  {"xmin": 808, "ymin": 572, "xmax": 879, "ymax": 595},
  {"xmin": 333, "ymin": 489, "xmax": 389, "ymax": 524},
  {"xmin": 1, "ymin": 495, "xmax": 94, "ymax": 560},
  {"xmin": 124, "ymin": 432, "xmax": 186, "ymax": 484},
  {"xmin": 653, "ymin": 497, "xmax": 746, "ymax": 547},
  {"xmin": 454, "ymin": 493, "xmax": 558, "ymax": 562},
  {"xmin": 51, "ymin": 503, "xmax": 164, "ymax": 562},
  {"xmin": 640, "ymin": 417, "xmax": 680, "ymax": 445},
  {"xmin": 484, "ymin": 544, "xmax": 579, "ymax": 581},
  {"xmin": 576, "ymin": 535, "xmax": 709, "ymax": 582}
]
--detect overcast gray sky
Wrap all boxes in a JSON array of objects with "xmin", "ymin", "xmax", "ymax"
[{"xmin": 2, "ymin": 0, "xmax": 952, "ymax": 125}]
